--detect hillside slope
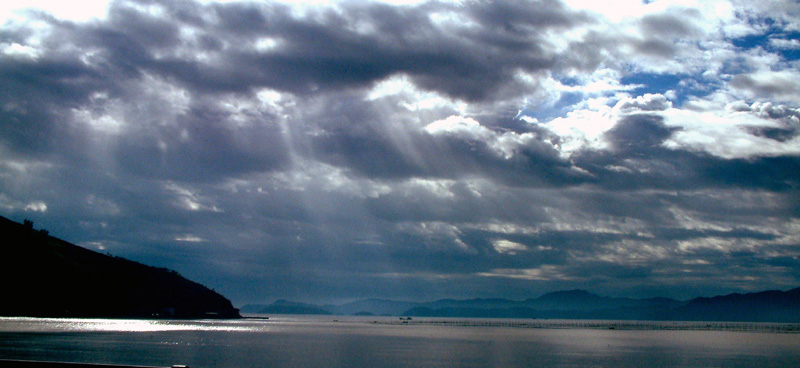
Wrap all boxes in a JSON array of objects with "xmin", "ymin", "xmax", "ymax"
[{"xmin": 0, "ymin": 216, "xmax": 240, "ymax": 319}]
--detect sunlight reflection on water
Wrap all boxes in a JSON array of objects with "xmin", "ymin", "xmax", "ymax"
[
  {"xmin": 1, "ymin": 316, "xmax": 799, "ymax": 368},
  {"xmin": 0, "ymin": 317, "xmax": 269, "ymax": 333}
]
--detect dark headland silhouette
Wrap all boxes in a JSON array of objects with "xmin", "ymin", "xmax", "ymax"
[
  {"xmin": 244, "ymin": 288, "xmax": 800, "ymax": 323},
  {"xmin": 0, "ymin": 216, "xmax": 240, "ymax": 319}
]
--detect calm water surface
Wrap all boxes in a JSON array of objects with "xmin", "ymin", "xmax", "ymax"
[{"xmin": 1, "ymin": 316, "xmax": 798, "ymax": 368}]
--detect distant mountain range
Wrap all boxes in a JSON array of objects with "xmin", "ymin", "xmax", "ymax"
[
  {"xmin": 243, "ymin": 287, "xmax": 800, "ymax": 323},
  {"xmin": 0, "ymin": 216, "xmax": 240, "ymax": 319}
]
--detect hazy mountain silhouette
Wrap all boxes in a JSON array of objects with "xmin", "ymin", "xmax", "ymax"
[
  {"xmin": 255, "ymin": 300, "xmax": 333, "ymax": 315},
  {"xmin": 0, "ymin": 216, "xmax": 240, "ymax": 319},
  {"xmin": 666, "ymin": 288, "xmax": 800, "ymax": 322},
  {"xmin": 247, "ymin": 288, "xmax": 800, "ymax": 322},
  {"xmin": 335, "ymin": 298, "xmax": 421, "ymax": 316}
]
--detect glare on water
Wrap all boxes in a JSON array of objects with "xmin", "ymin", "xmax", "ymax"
[{"xmin": 1, "ymin": 316, "xmax": 799, "ymax": 368}]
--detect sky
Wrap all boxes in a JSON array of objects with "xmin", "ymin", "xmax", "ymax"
[{"xmin": 1, "ymin": 0, "xmax": 799, "ymax": 306}]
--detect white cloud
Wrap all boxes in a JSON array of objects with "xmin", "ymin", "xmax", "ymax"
[
  {"xmin": 615, "ymin": 93, "xmax": 672, "ymax": 114},
  {"xmin": 562, "ymin": 0, "xmax": 649, "ymax": 22},
  {"xmin": 424, "ymin": 116, "xmax": 493, "ymax": 141},
  {"xmin": 729, "ymin": 69, "xmax": 800, "ymax": 104},
  {"xmin": 0, "ymin": 42, "xmax": 41, "ymax": 60},
  {"xmin": 0, "ymin": 0, "xmax": 109, "ymax": 22},
  {"xmin": 770, "ymin": 38, "xmax": 800, "ymax": 50},
  {"xmin": 478, "ymin": 265, "xmax": 571, "ymax": 281},
  {"xmin": 366, "ymin": 75, "xmax": 467, "ymax": 114},
  {"xmin": 165, "ymin": 182, "xmax": 222, "ymax": 212},
  {"xmin": 536, "ymin": 82, "xmax": 800, "ymax": 160},
  {"xmin": 491, "ymin": 239, "xmax": 528, "ymax": 255},
  {"xmin": 175, "ymin": 235, "xmax": 206, "ymax": 242},
  {"xmin": 663, "ymin": 100, "xmax": 800, "ymax": 159},
  {"xmin": 24, "ymin": 201, "xmax": 48, "ymax": 212},
  {"xmin": 540, "ymin": 101, "xmax": 617, "ymax": 155}
]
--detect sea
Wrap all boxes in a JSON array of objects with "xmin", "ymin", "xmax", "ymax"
[{"xmin": 1, "ymin": 315, "xmax": 799, "ymax": 368}]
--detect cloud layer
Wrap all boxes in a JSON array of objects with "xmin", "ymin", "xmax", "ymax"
[{"xmin": 1, "ymin": 0, "xmax": 799, "ymax": 304}]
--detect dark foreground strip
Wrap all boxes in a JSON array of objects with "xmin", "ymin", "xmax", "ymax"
[{"xmin": 0, "ymin": 360, "xmax": 187, "ymax": 368}]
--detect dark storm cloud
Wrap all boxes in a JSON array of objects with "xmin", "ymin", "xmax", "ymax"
[
  {"xmin": 559, "ymin": 5, "xmax": 708, "ymax": 70},
  {"xmin": 729, "ymin": 73, "xmax": 800, "ymax": 97},
  {"xmin": 300, "ymin": 89, "xmax": 589, "ymax": 186},
  {"xmin": 2, "ymin": 0, "xmax": 800, "ymax": 304},
  {"xmin": 604, "ymin": 113, "xmax": 679, "ymax": 153},
  {"xmin": 0, "ymin": 56, "xmax": 105, "ymax": 156},
  {"xmin": 313, "ymin": 119, "xmax": 588, "ymax": 186},
  {"xmin": 0, "ymin": 4, "xmax": 297, "ymax": 180},
  {"xmin": 112, "ymin": 96, "xmax": 291, "ymax": 181},
  {"xmin": 578, "ymin": 136, "xmax": 800, "ymax": 193},
  {"xmin": 639, "ymin": 8, "xmax": 702, "ymax": 38},
  {"xmin": 0, "ymin": 0, "xmax": 589, "ymax": 176},
  {"xmin": 735, "ymin": 102, "xmax": 800, "ymax": 142},
  {"xmin": 34, "ymin": 0, "xmax": 584, "ymax": 101},
  {"xmin": 554, "ymin": 100, "xmax": 800, "ymax": 194}
]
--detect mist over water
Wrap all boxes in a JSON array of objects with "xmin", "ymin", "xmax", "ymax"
[{"xmin": 1, "ymin": 316, "xmax": 799, "ymax": 368}]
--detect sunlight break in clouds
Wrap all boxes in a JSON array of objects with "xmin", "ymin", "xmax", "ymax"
[
  {"xmin": 1, "ymin": 0, "xmax": 798, "ymax": 304},
  {"xmin": 0, "ymin": 1, "xmax": 110, "ymax": 22}
]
